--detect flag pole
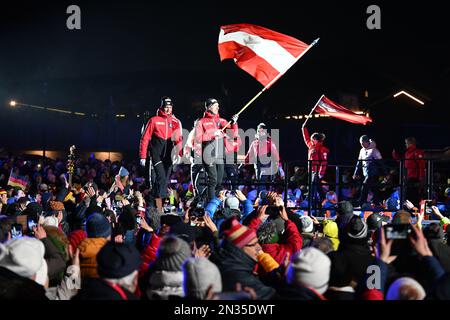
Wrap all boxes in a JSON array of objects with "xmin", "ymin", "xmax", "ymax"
[
  {"xmin": 221, "ymin": 38, "xmax": 320, "ymax": 131},
  {"xmin": 303, "ymin": 93, "xmax": 324, "ymax": 126}
]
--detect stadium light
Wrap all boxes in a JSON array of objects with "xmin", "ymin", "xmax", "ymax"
[{"xmin": 9, "ymin": 100, "xmax": 17, "ymax": 107}]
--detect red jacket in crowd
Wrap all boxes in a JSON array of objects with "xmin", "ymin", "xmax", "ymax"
[
  {"xmin": 139, "ymin": 108, "xmax": 183, "ymax": 160},
  {"xmin": 247, "ymin": 217, "xmax": 303, "ymax": 265},
  {"xmin": 194, "ymin": 111, "xmax": 240, "ymax": 156},
  {"xmin": 392, "ymin": 145, "xmax": 426, "ymax": 180},
  {"xmin": 302, "ymin": 127, "xmax": 329, "ymax": 178}
]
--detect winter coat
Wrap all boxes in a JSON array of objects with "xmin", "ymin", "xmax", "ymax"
[
  {"xmin": 73, "ymin": 278, "xmax": 138, "ymax": 300},
  {"xmin": 328, "ymin": 241, "xmax": 373, "ymax": 287},
  {"xmin": 392, "ymin": 145, "xmax": 425, "ymax": 180},
  {"xmin": 210, "ymin": 239, "xmax": 276, "ymax": 300},
  {"xmin": 247, "ymin": 217, "xmax": 303, "ymax": 265},
  {"xmin": 302, "ymin": 127, "xmax": 329, "ymax": 177},
  {"xmin": 0, "ymin": 266, "xmax": 49, "ymax": 300},
  {"xmin": 428, "ymin": 239, "xmax": 450, "ymax": 272},
  {"xmin": 145, "ymin": 270, "xmax": 184, "ymax": 300},
  {"xmin": 194, "ymin": 111, "xmax": 240, "ymax": 157},
  {"xmin": 139, "ymin": 108, "xmax": 183, "ymax": 161},
  {"xmin": 78, "ymin": 237, "xmax": 108, "ymax": 279}
]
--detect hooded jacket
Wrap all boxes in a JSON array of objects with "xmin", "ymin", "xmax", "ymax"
[
  {"xmin": 78, "ymin": 237, "xmax": 108, "ymax": 279},
  {"xmin": 354, "ymin": 140, "xmax": 385, "ymax": 177},
  {"xmin": 210, "ymin": 239, "xmax": 276, "ymax": 300},
  {"xmin": 302, "ymin": 127, "xmax": 329, "ymax": 177},
  {"xmin": 0, "ymin": 266, "xmax": 49, "ymax": 300},
  {"xmin": 392, "ymin": 144, "xmax": 425, "ymax": 180},
  {"xmin": 139, "ymin": 108, "xmax": 183, "ymax": 160},
  {"xmin": 194, "ymin": 111, "xmax": 240, "ymax": 157}
]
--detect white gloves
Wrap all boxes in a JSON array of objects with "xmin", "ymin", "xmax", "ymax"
[
  {"xmin": 140, "ymin": 159, "xmax": 146, "ymax": 167},
  {"xmin": 214, "ymin": 130, "xmax": 222, "ymax": 138},
  {"xmin": 231, "ymin": 114, "xmax": 239, "ymax": 124}
]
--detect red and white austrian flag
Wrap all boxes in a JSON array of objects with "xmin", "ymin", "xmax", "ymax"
[
  {"xmin": 218, "ymin": 23, "xmax": 310, "ymax": 88},
  {"xmin": 315, "ymin": 95, "xmax": 373, "ymax": 125}
]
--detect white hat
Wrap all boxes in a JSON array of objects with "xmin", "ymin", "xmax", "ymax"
[
  {"xmin": 0, "ymin": 237, "xmax": 46, "ymax": 279},
  {"xmin": 43, "ymin": 216, "xmax": 59, "ymax": 228},
  {"xmin": 183, "ymin": 257, "xmax": 222, "ymax": 299},
  {"xmin": 287, "ymin": 247, "xmax": 331, "ymax": 294},
  {"xmin": 386, "ymin": 277, "xmax": 426, "ymax": 300},
  {"xmin": 300, "ymin": 216, "xmax": 314, "ymax": 233},
  {"xmin": 225, "ymin": 196, "xmax": 240, "ymax": 210}
]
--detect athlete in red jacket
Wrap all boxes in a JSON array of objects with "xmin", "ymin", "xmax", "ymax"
[
  {"xmin": 392, "ymin": 136, "xmax": 426, "ymax": 204},
  {"xmin": 301, "ymin": 119, "xmax": 329, "ymax": 212},
  {"xmin": 244, "ymin": 123, "xmax": 284, "ymax": 192},
  {"xmin": 139, "ymin": 97, "xmax": 182, "ymax": 203},
  {"xmin": 194, "ymin": 98, "xmax": 238, "ymax": 201}
]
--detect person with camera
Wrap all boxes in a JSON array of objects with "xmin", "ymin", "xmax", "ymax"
[
  {"xmin": 244, "ymin": 123, "xmax": 283, "ymax": 193},
  {"xmin": 194, "ymin": 98, "xmax": 239, "ymax": 202},
  {"xmin": 301, "ymin": 118, "xmax": 329, "ymax": 213},
  {"xmin": 139, "ymin": 96, "xmax": 183, "ymax": 211},
  {"xmin": 353, "ymin": 135, "xmax": 387, "ymax": 208}
]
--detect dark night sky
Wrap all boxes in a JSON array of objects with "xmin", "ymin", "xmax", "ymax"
[{"xmin": 0, "ymin": 0, "xmax": 449, "ymax": 159}]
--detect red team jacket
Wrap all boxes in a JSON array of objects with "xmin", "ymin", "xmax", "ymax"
[
  {"xmin": 392, "ymin": 145, "xmax": 426, "ymax": 180},
  {"xmin": 244, "ymin": 136, "xmax": 281, "ymax": 164},
  {"xmin": 194, "ymin": 111, "xmax": 240, "ymax": 156},
  {"xmin": 139, "ymin": 108, "xmax": 183, "ymax": 160},
  {"xmin": 302, "ymin": 127, "xmax": 329, "ymax": 177}
]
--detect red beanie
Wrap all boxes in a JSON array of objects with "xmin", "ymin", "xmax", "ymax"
[
  {"xmin": 68, "ymin": 229, "xmax": 87, "ymax": 252},
  {"xmin": 223, "ymin": 217, "xmax": 257, "ymax": 248}
]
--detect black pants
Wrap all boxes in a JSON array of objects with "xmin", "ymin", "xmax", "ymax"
[
  {"xmin": 151, "ymin": 157, "xmax": 173, "ymax": 199},
  {"xmin": 191, "ymin": 163, "xmax": 207, "ymax": 199},
  {"xmin": 224, "ymin": 164, "xmax": 239, "ymax": 190},
  {"xmin": 405, "ymin": 178, "xmax": 421, "ymax": 205},
  {"xmin": 359, "ymin": 175, "xmax": 378, "ymax": 205},
  {"xmin": 309, "ymin": 172, "xmax": 321, "ymax": 214},
  {"xmin": 204, "ymin": 162, "xmax": 224, "ymax": 202}
]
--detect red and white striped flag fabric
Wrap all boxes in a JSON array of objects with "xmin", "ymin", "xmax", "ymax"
[
  {"xmin": 218, "ymin": 23, "xmax": 310, "ymax": 88},
  {"xmin": 315, "ymin": 95, "xmax": 373, "ymax": 125}
]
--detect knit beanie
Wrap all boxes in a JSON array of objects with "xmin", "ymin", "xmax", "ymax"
[
  {"xmin": 43, "ymin": 216, "xmax": 59, "ymax": 228},
  {"xmin": 223, "ymin": 217, "xmax": 257, "ymax": 249},
  {"xmin": 97, "ymin": 242, "xmax": 141, "ymax": 279},
  {"xmin": 386, "ymin": 277, "xmax": 426, "ymax": 300},
  {"xmin": 183, "ymin": 257, "xmax": 222, "ymax": 299},
  {"xmin": 225, "ymin": 196, "xmax": 240, "ymax": 210},
  {"xmin": 287, "ymin": 247, "xmax": 331, "ymax": 294},
  {"xmin": 205, "ymin": 98, "xmax": 218, "ymax": 109},
  {"xmin": 347, "ymin": 216, "xmax": 368, "ymax": 239},
  {"xmin": 300, "ymin": 216, "xmax": 314, "ymax": 233},
  {"xmin": 49, "ymin": 201, "xmax": 65, "ymax": 211},
  {"xmin": 86, "ymin": 213, "xmax": 112, "ymax": 238},
  {"xmin": 0, "ymin": 237, "xmax": 46, "ymax": 279},
  {"xmin": 153, "ymin": 235, "xmax": 192, "ymax": 272}
]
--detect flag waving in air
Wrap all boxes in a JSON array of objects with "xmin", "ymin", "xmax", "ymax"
[
  {"xmin": 219, "ymin": 23, "xmax": 316, "ymax": 88},
  {"xmin": 314, "ymin": 95, "xmax": 372, "ymax": 125},
  {"xmin": 7, "ymin": 169, "xmax": 29, "ymax": 190}
]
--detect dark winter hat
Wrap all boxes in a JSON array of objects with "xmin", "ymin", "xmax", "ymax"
[
  {"xmin": 160, "ymin": 96, "xmax": 173, "ymax": 107},
  {"xmin": 153, "ymin": 235, "xmax": 192, "ymax": 272},
  {"xmin": 336, "ymin": 201, "xmax": 354, "ymax": 216},
  {"xmin": 359, "ymin": 135, "xmax": 370, "ymax": 144},
  {"xmin": 86, "ymin": 213, "xmax": 112, "ymax": 238},
  {"xmin": 97, "ymin": 242, "xmax": 141, "ymax": 279},
  {"xmin": 346, "ymin": 216, "xmax": 368, "ymax": 239},
  {"xmin": 311, "ymin": 132, "xmax": 325, "ymax": 142},
  {"xmin": 392, "ymin": 210, "xmax": 412, "ymax": 224},
  {"xmin": 205, "ymin": 98, "xmax": 218, "ymax": 109},
  {"xmin": 366, "ymin": 212, "xmax": 390, "ymax": 231}
]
